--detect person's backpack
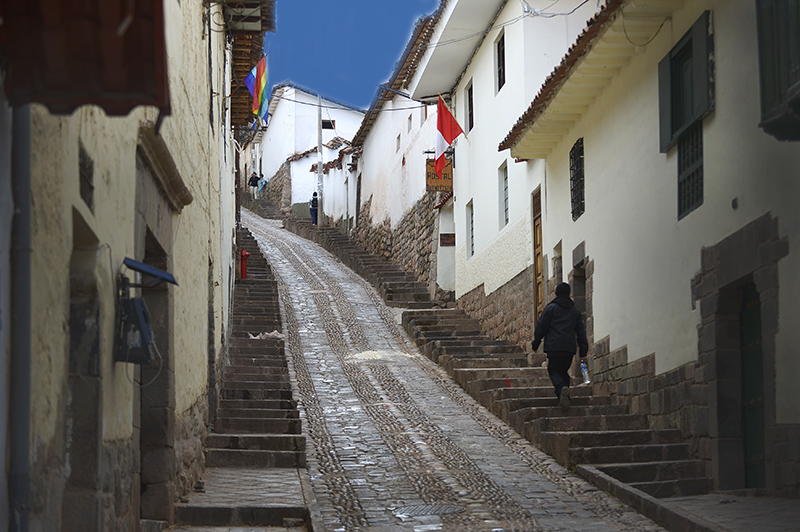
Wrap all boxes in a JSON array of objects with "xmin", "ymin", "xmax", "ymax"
[{"xmin": 311, "ymin": 197, "xmax": 318, "ymax": 208}]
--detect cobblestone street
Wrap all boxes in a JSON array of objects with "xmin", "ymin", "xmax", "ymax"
[{"xmin": 242, "ymin": 211, "xmax": 666, "ymax": 532}]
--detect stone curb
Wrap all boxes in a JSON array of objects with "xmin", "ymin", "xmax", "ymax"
[
  {"xmin": 298, "ymin": 467, "xmax": 326, "ymax": 532},
  {"xmin": 576, "ymin": 465, "xmax": 729, "ymax": 532}
]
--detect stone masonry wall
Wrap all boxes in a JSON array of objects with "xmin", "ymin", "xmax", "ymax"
[
  {"xmin": 265, "ymin": 162, "xmax": 292, "ymax": 215},
  {"xmin": 351, "ymin": 193, "xmax": 443, "ymax": 300},
  {"xmin": 174, "ymin": 396, "xmax": 208, "ymax": 500},
  {"xmin": 590, "ymin": 214, "xmax": 798, "ymax": 496},
  {"xmin": 456, "ymin": 266, "xmax": 537, "ymax": 348}
]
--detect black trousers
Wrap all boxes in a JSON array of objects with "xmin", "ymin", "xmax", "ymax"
[{"xmin": 547, "ymin": 351, "xmax": 574, "ymax": 399}]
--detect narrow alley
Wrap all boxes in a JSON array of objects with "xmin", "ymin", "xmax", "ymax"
[{"xmin": 237, "ymin": 209, "xmax": 665, "ymax": 532}]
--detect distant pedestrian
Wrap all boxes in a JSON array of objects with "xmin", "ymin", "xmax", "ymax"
[
  {"xmin": 309, "ymin": 192, "xmax": 318, "ymax": 225},
  {"xmin": 248, "ymin": 172, "xmax": 259, "ymax": 199},
  {"xmin": 257, "ymin": 173, "xmax": 266, "ymax": 199},
  {"xmin": 532, "ymin": 282, "xmax": 588, "ymax": 411}
]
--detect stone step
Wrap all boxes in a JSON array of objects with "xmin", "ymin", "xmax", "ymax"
[
  {"xmin": 215, "ymin": 417, "xmax": 301, "ymax": 434},
  {"xmin": 539, "ymin": 430, "xmax": 685, "ymax": 466},
  {"xmin": 429, "ymin": 346, "xmax": 524, "ymax": 363},
  {"xmin": 222, "ymin": 388, "xmax": 294, "ymax": 401},
  {"xmin": 485, "ymin": 389, "xmax": 610, "ymax": 418},
  {"xmin": 384, "ymin": 291, "xmax": 431, "ymax": 303},
  {"xmin": 596, "ymin": 460, "xmax": 708, "ymax": 484},
  {"xmin": 218, "ymin": 399, "xmax": 296, "ymax": 410},
  {"xmin": 413, "ymin": 331, "xmax": 486, "ymax": 347},
  {"xmin": 448, "ymin": 356, "xmax": 530, "ymax": 370},
  {"xmin": 481, "ymin": 384, "xmax": 593, "ymax": 403},
  {"xmin": 205, "ymin": 449, "xmax": 306, "ymax": 469},
  {"xmin": 533, "ymin": 414, "xmax": 650, "ymax": 433},
  {"xmin": 222, "ymin": 381, "xmax": 291, "ymax": 393},
  {"xmin": 402, "ymin": 308, "xmax": 471, "ymax": 324},
  {"xmin": 627, "ymin": 477, "xmax": 714, "ymax": 499},
  {"xmin": 223, "ymin": 374, "xmax": 289, "ymax": 384},
  {"xmin": 229, "ymin": 337, "xmax": 284, "ymax": 349},
  {"xmin": 207, "ymin": 433, "xmax": 305, "ymax": 452},
  {"xmin": 226, "ymin": 356, "xmax": 287, "ymax": 367},
  {"xmin": 386, "ymin": 300, "xmax": 434, "ymax": 309},
  {"xmin": 569, "ymin": 442, "xmax": 693, "ymax": 466},
  {"xmin": 440, "ymin": 352, "xmax": 532, "ymax": 374},
  {"xmin": 424, "ymin": 339, "xmax": 515, "ymax": 358},
  {"xmin": 225, "ymin": 365, "xmax": 288, "ymax": 374},
  {"xmin": 452, "ymin": 366, "xmax": 545, "ymax": 382},
  {"xmin": 217, "ymin": 408, "xmax": 299, "ymax": 420},
  {"xmin": 408, "ymin": 320, "xmax": 482, "ymax": 332},
  {"xmin": 505, "ymin": 404, "xmax": 630, "ymax": 434},
  {"xmin": 464, "ymin": 376, "xmax": 550, "ymax": 397}
]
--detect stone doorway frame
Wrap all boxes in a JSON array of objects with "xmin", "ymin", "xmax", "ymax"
[{"xmin": 694, "ymin": 213, "xmax": 787, "ymax": 493}]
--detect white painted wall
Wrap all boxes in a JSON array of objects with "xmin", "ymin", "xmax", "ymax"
[
  {"xmin": 259, "ymin": 86, "xmax": 364, "ymax": 210},
  {"xmin": 538, "ymin": 0, "xmax": 800, "ymax": 422},
  {"xmin": 434, "ymin": 0, "xmax": 597, "ymax": 298},
  {"xmin": 357, "ymin": 96, "xmax": 437, "ymax": 227}
]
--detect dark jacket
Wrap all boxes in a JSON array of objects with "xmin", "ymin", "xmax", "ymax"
[
  {"xmin": 532, "ymin": 296, "xmax": 588, "ymax": 357},
  {"xmin": 248, "ymin": 175, "xmax": 259, "ymax": 187}
]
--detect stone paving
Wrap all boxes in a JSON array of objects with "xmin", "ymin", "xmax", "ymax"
[{"xmin": 241, "ymin": 211, "xmax": 668, "ymax": 532}]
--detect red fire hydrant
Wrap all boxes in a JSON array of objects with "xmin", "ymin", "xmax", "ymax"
[{"xmin": 240, "ymin": 248, "xmax": 251, "ymax": 279}]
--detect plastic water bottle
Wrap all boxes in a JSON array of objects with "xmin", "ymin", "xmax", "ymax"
[{"xmin": 581, "ymin": 359, "xmax": 591, "ymax": 385}]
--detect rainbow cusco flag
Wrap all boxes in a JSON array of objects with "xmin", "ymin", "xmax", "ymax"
[{"xmin": 244, "ymin": 55, "xmax": 268, "ymax": 120}]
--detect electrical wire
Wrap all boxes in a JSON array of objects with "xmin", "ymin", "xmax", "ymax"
[
  {"xmin": 426, "ymin": 0, "xmax": 592, "ymax": 49},
  {"xmin": 622, "ymin": 12, "xmax": 669, "ymax": 47},
  {"xmin": 270, "ymin": 94, "xmax": 426, "ymax": 112}
]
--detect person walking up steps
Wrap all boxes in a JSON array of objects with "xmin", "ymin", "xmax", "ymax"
[
  {"xmin": 532, "ymin": 282, "xmax": 589, "ymax": 411},
  {"xmin": 309, "ymin": 191, "xmax": 319, "ymax": 225}
]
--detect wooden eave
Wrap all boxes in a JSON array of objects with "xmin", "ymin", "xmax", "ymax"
[
  {"xmin": 225, "ymin": 1, "xmax": 275, "ymax": 134},
  {"xmin": 499, "ymin": 0, "xmax": 684, "ymax": 160}
]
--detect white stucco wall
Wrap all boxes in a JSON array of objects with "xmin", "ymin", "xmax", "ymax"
[
  {"xmin": 27, "ymin": 0, "xmax": 234, "ymax": 449},
  {"xmin": 538, "ymin": 0, "xmax": 800, "ymax": 422},
  {"xmin": 260, "ymin": 86, "xmax": 364, "ymax": 210},
  {"xmin": 357, "ymin": 97, "xmax": 436, "ymax": 227},
  {"xmin": 440, "ymin": 0, "xmax": 597, "ymax": 298}
]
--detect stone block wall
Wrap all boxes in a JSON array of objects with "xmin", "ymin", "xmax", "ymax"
[
  {"xmin": 351, "ymin": 193, "xmax": 443, "ymax": 300},
  {"xmin": 589, "ymin": 213, "xmax": 798, "ymax": 496},
  {"xmin": 265, "ymin": 162, "xmax": 292, "ymax": 215},
  {"xmin": 456, "ymin": 266, "xmax": 537, "ymax": 347},
  {"xmin": 174, "ymin": 397, "xmax": 208, "ymax": 499}
]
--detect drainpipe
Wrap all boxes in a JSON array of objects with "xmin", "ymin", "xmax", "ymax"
[{"xmin": 9, "ymin": 104, "xmax": 31, "ymax": 532}]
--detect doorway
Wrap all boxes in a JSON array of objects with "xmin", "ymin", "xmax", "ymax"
[{"xmin": 714, "ymin": 278, "xmax": 766, "ymax": 490}]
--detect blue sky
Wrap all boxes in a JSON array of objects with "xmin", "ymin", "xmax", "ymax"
[{"xmin": 264, "ymin": 0, "xmax": 440, "ymax": 110}]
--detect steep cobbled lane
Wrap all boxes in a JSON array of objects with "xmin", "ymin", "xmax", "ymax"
[{"xmin": 243, "ymin": 211, "xmax": 665, "ymax": 532}]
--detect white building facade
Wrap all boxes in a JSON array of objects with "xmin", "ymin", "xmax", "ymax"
[
  {"xmin": 258, "ymin": 83, "xmax": 364, "ymax": 218},
  {"xmin": 501, "ymin": 0, "xmax": 800, "ymax": 496},
  {"xmin": 406, "ymin": 0, "xmax": 601, "ymax": 342}
]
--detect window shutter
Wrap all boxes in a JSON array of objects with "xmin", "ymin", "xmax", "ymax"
[
  {"xmin": 658, "ymin": 55, "xmax": 673, "ymax": 153},
  {"xmin": 691, "ymin": 11, "xmax": 715, "ymax": 122}
]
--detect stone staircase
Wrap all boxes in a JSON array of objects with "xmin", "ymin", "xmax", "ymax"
[
  {"xmin": 174, "ymin": 228, "xmax": 308, "ymax": 529},
  {"xmin": 206, "ymin": 228, "xmax": 305, "ymax": 468},
  {"xmin": 402, "ymin": 308, "xmax": 712, "ymax": 501},
  {"xmin": 282, "ymin": 215, "xmax": 433, "ymax": 309}
]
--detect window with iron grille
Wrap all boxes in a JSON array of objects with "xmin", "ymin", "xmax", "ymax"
[
  {"xmin": 658, "ymin": 11, "xmax": 714, "ymax": 152},
  {"xmin": 466, "ymin": 82, "xmax": 474, "ymax": 132},
  {"xmin": 498, "ymin": 164, "xmax": 509, "ymax": 227},
  {"xmin": 678, "ymin": 122, "xmax": 703, "ymax": 219},
  {"xmin": 756, "ymin": 0, "xmax": 800, "ymax": 140},
  {"xmin": 496, "ymin": 33, "xmax": 506, "ymax": 92},
  {"xmin": 79, "ymin": 143, "xmax": 94, "ymax": 212},
  {"xmin": 570, "ymin": 138, "xmax": 585, "ymax": 221},
  {"xmin": 467, "ymin": 200, "xmax": 475, "ymax": 257}
]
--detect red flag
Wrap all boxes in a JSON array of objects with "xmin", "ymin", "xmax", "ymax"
[{"xmin": 435, "ymin": 96, "xmax": 464, "ymax": 177}]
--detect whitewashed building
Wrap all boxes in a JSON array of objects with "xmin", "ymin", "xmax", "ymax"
[
  {"xmin": 500, "ymin": 0, "xmax": 800, "ymax": 496},
  {"xmin": 258, "ymin": 83, "xmax": 364, "ymax": 219},
  {"xmin": 403, "ymin": 0, "xmax": 600, "ymax": 342}
]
